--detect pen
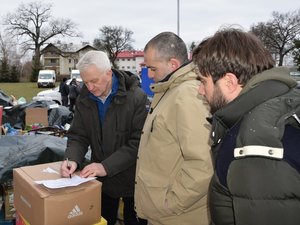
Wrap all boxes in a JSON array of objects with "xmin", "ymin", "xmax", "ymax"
[{"xmin": 66, "ymin": 158, "xmax": 72, "ymax": 179}]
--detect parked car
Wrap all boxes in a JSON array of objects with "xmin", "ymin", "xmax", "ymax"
[
  {"xmin": 290, "ymin": 71, "xmax": 300, "ymax": 87},
  {"xmin": 33, "ymin": 79, "xmax": 83, "ymax": 105},
  {"xmin": 32, "ymin": 86, "xmax": 62, "ymax": 104},
  {"xmin": 33, "ymin": 79, "xmax": 72, "ymax": 105}
]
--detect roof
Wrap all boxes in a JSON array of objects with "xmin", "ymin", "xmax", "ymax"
[
  {"xmin": 117, "ymin": 51, "xmax": 144, "ymax": 59},
  {"xmin": 41, "ymin": 43, "xmax": 96, "ymax": 54}
]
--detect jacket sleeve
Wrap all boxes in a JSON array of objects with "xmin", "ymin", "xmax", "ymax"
[
  {"xmin": 101, "ymin": 88, "xmax": 148, "ymax": 177},
  {"xmin": 64, "ymin": 103, "xmax": 91, "ymax": 168},
  {"xmin": 166, "ymin": 85, "xmax": 213, "ymax": 213}
]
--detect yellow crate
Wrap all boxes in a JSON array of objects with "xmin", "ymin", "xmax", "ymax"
[
  {"xmin": 16, "ymin": 211, "xmax": 107, "ymax": 225},
  {"xmin": 93, "ymin": 217, "xmax": 107, "ymax": 225}
]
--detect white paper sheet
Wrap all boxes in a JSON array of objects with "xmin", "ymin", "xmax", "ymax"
[{"xmin": 35, "ymin": 175, "xmax": 96, "ymax": 189}]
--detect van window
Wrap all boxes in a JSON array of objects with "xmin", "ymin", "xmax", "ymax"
[{"xmin": 39, "ymin": 74, "xmax": 53, "ymax": 79}]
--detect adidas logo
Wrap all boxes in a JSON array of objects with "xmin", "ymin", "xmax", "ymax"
[{"xmin": 68, "ymin": 205, "xmax": 83, "ymax": 219}]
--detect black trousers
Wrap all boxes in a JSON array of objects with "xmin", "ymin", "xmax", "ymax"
[{"xmin": 102, "ymin": 193, "xmax": 147, "ymax": 225}]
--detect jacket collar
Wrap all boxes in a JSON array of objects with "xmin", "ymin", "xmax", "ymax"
[
  {"xmin": 150, "ymin": 61, "xmax": 196, "ymax": 93},
  {"xmin": 214, "ymin": 67, "xmax": 296, "ymax": 129}
]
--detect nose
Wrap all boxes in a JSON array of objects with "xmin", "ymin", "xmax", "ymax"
[
  {"xmin": 147, "ymin": 69, "xmax": 154, "ymax": 79},
  {"xmin": 86, "ymin": 83, "xmax": 94, "ymax": 92}
]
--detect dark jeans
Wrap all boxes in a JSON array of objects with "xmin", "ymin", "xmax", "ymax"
[
  {"xmin": 69, "ymin": 98, "xmax": 76, "ymax": 112},
  {"xmin": 61, "ymin": 95, "xmax": 68, "ymax": 107},
  {"xmin": 102, "ymin": 193, "xmax": 147, "ymax": 225}
]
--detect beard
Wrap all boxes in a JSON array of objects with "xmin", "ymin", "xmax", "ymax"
[{"xmin": 208, "ymin": 85, "xmax": 228, "ymax": 115}]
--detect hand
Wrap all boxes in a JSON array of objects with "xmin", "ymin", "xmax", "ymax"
[
  {"xmin": 61, "ymin": 159, "xmax": 77, "ymax": 178},
  {"xmin": 80, "ymin": 163, "xmax": 107, "ymax": 178}
]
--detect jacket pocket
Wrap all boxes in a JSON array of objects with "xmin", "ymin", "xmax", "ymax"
[{"xmin": 135, "ymin": 170, "xmax": 173, "ymax": 220}]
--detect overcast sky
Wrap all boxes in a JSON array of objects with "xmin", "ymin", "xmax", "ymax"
[{"xmin": 0, "ymin": 0, "xmax": 299, "ymax": 50}]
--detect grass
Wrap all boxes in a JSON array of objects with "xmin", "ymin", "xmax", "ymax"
[{"xmin": 0, "ymin": 82, "xmax": 59, "ymax": 102}]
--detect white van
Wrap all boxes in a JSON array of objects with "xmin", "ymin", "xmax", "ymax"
[
  {"xmin": 37, "ymin": 70, "xmax": 56, "ymax": 88},
  {"xmin": 70, "ymin": 69, "xmax": 82, "ymax": 82}
]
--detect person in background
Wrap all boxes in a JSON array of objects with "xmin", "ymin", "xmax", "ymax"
[
  {"xmin": 68, "ymin": 78, "xmax": 80, "ymax": 112},
  {"xmin": 135, "ymin": 32, "xmax": 213, "ymax": 225},
  {"xmin": 192, "ymin": 27, "xmax": 300, "ymax": 225},
  {"xmin": 59, "ymin": 77, "xmax": 69, "ymax": 107},
  {"xmin": 60, "ymin": 50, "xmax": 148, "ymax": 225}
]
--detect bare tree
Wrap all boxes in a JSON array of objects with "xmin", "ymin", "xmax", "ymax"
[
  {"xmin": 250, "ymin": 9, "xmax": 300, "ymax": 66},
  {"xmin": 3, "ymin": 1, "xmax": 80, "ymax": 81},
  {"xmin": 93, "ymin": 25, "xmax": 134, "ymax": 68}
]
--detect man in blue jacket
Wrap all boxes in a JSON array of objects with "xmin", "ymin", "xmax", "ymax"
[
  {"xmin": 193, "ymin": 28, "xmax": 300, "ymax": 225},
  {"xmin": 61, "ymin": 50, "xmax": 148, "ymax": 225}
]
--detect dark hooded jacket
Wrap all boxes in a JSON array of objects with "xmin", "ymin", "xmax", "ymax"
[
  {"xmin": 65, "ymin": 69, "xmax": 148, "ymax": 197},
  {"xmin": 209, "ymin": 67, "xmax": 300, "ymax": 225}
]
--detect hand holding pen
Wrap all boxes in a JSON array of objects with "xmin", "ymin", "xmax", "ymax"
[{"xmin": 61, "ymin": 158, "xmax": 77, "ymax": 179}]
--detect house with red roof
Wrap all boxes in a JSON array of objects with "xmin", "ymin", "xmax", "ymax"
[{"xmin": 115, "ymin": 51, "xmax": 144, "ymax": 75}]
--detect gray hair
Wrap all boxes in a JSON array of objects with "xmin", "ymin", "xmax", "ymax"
[
  {"xmin": 144, "ymin": 32, "xmax": 188, "ymax": 64},
  {"xmin": 76, "ymin": 50, "xmax": 111, "ymax": 73}
]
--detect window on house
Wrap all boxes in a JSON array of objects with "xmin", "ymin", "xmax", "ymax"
[
  {"xmin": 50, "ymin": 59, "xmax": 56, "ymax": 64},
  {"xmin": 69, "ymin": 59, "xmax": 72, "ymax": 63},
  {"xmin": 122, "ymin": 66, "xmax": 125, "ymax": 69},
  {"xmin": 127, "ymin": 66, "xmax": 130, "ymax": 69},
  {"xmin": 122, "ymin": 59, "xmax": 125, "ymax": 61},
  {"xmin": 127, "ymin": 59, "xmax": 130, "ymax": 61}
]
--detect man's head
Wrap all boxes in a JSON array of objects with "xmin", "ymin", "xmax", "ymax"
[
  {"xmin": 144, "ymin": 32, "xmax": 188, "ymax": 83},
  {"xmin": 192, "ymin": 28, "xmax": 275, "ymax": 114},
  {"xmin": 76, "ymin": 50, "xmax": 112, "ymax": 98}
]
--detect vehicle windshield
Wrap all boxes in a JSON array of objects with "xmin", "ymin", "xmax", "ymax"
[
  {"xmin": 72, "ymin": 73, "xmax": 80, "ymax": 79},
  {"xmin": 290, "ymin": 71, "xmax": 300, "ymax": 81},
  {"xmin": 39, "ymin": 74, "xmax": 53, "ymax": 79}
]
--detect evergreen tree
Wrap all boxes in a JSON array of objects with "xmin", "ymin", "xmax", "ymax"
[
  {"xmin": 0, "ymin": 60, "xmax": 10, "ymax": 82},
  {"xmin": 10, "ymin": 65, "xmax": 20, "ymax": 82}
]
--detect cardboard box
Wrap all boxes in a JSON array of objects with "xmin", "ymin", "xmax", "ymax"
[
  {"xmin": 13, "ymin": 162, "xmax": 101, "ymax": 225},
  {"xmin": 25, "ymin": 108, "xmax": 48, "ymax": 126}
]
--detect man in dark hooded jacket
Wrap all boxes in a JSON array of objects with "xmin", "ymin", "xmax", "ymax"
[{"xmin": 60, "ymin": 50, "xmax": 148, "ymax": 225}]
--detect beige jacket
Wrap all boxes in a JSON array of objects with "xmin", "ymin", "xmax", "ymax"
[{"xmin": 135, "ymin": 62, "xmax": 213, "ymax": 225}]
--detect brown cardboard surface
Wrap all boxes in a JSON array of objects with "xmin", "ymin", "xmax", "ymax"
[
  {"xmin": 13, "ymin": 162, "xmax": 101, "ymax": 225},
  {"xmin": 25, "ymin": 108, "xmax": 48, "ymax": 126}
]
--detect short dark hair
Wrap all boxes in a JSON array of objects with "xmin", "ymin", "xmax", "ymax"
[
  {"xmin": 192, "ymin": 28, "xmax": 275, "ymax": 86},
  {"xmin": 144, "ymin": 32, "xmax": 188, "ymax": 64},
  {"xmin": 63, "ymin": 77, "xmax": 68, "ymax": 82}
]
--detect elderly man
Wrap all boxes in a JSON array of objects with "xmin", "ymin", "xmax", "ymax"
[{"xmin": 61, "ymin": 50, "xmax": 148, "ymax": 225}]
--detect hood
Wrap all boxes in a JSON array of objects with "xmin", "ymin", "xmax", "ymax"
[{"xmin": 240, "ymin": 67, "xmax": 297, "ymax": 95}]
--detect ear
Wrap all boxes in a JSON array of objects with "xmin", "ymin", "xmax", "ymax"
[
  {"xmin": 106, "ymin": 69, "xmax": 113, "ymax": 76},
  {"xmin": 223, "ymin": 73, "xmax": 242, "ymax": 100},
  {"xmin": 169, "ymin": 58, "xmax": 181, "ymax": 71}
]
